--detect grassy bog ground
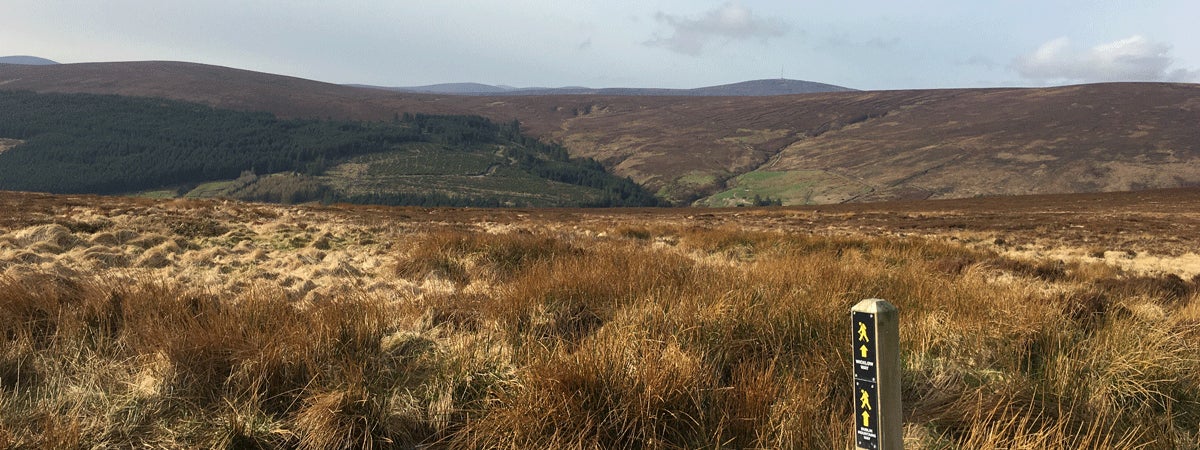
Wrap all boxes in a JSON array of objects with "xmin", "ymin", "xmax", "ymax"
[{"xmin": 0, "ymin": 190, "xmax": 1198, "ymax": 448}]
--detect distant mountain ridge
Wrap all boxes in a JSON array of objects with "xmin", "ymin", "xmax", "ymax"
[
  {"xmin": 354, "ymin": 78, "xmax": 856, "ymax": 96},
  {"xmin": 0, "ymin": 55, "xmax": 59, "ymax": 65}
]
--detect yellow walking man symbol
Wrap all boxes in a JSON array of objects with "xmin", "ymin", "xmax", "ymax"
[
  {"xmin": 857, "ymin": 321, "xmax": 869, "ymax": 342},
  {"xmin": 860, "ymin": 389, "xmax": 872, "ymax": 410}
]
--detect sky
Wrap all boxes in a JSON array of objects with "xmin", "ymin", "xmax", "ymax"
[{"xmin": 3, "ymin": 0, "xmax": 1198, "ymax": 90}]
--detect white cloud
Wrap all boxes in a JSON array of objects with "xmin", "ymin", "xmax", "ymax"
[
  {"xmin": 646, "ymin": 2, "xmax": 789, "ymax": 56},
  {"xmin": 1013, "ymin": 35, "xmax": 1198, "ymax": 83}
]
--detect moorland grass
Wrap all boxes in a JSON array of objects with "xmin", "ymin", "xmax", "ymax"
[{"xmin": 0, "ymin": 226, "xmax": 1197, "ymax": 448}]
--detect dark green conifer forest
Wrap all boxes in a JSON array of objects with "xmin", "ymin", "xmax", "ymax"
[{"xmin": 0, "ymin": 91, "xmax": 659, "ymax": 207}]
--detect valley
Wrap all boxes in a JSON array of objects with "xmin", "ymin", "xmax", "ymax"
[
  {"xmin": 1, "ymin": 58, "xmax": 1198, "ymax": 448},
  {"xmin": 4, "ymin": 0, "xmax": 1199, "ymax": 446},
  {"xmin": 2, "ymin": 62, "xmax": 1198, "ymax": 205}
]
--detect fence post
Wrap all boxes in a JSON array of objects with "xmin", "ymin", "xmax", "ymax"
[{"xmin": 851, "ymin": 299, "xmax": 902, "ymax": 449}]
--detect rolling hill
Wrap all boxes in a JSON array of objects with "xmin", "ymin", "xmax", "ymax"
[
  {"xmin": 1, "ymin": 61, "xmax": 1198, "ymax": 205},
  {"xmin": 357, "ymin": 78, "xmax": 855, "ymax": 97},
  {"xmin": 0, "ymin": 90, "xmax": 658, "ymax": 207},
  {"xmin": 0, "ymin": 55, "xmax": 59, "ymax": 65}
]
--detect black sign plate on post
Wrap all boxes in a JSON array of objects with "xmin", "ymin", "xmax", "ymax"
[{"xmin": 853, "ymin": 310, "xmax": 880, "ymax": 450}]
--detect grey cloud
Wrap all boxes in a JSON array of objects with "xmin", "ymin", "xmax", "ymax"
[
  {"xmin": 1013, "ymin": 36, "xmax": 1198, "ymax": 83},
  {"xmin": 646, "ymin": 2, "xmax": 789, "ymax": 56}
]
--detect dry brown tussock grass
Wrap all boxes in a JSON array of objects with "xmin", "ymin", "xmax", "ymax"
[{"xmin": 0, "ymin": 192, "xmax": 1198, "ymax": 448}]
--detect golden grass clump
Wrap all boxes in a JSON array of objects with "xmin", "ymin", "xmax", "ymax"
[{"xmin": 1, "ymin": 203, "xmax": 1198, "ymax": 449}]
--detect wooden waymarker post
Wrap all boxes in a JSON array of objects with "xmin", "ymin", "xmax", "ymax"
[{"xmin": 852, "ymin": 299, "xmax": 901, "ymax": 450}]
